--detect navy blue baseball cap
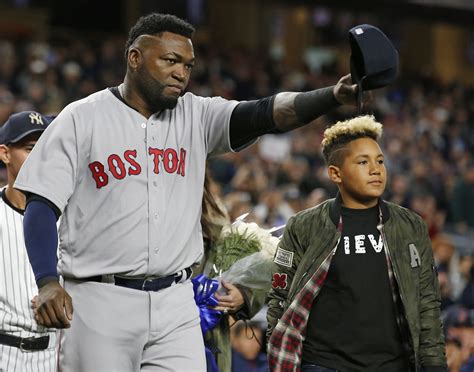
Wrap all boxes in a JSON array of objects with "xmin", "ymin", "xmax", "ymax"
[
  {"xmin": 349, "ymin": 24, "xmax": 399, "ymax": 92},
  {"xmin": 0, "ymin": 111, "xmax": 53, "ymax": 145},
  {"xmin": 349, "ymin": 24, "xmax": 399, "ymax": 113}
]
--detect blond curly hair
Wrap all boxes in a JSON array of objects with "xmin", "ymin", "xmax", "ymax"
[{"xmin": 322, "ymin": 115, "xmax": 383, "ymax": 166}]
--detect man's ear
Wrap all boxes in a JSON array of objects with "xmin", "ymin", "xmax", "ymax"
[
  {"xmin": 0, "ymin": 145, "xmax": 10, "ymax": 164},
  {"xmin": 327, "ymin": 165, "xmax": 341, "ymax": 184},
  {"xmin": 127, "ymin": 47, "xmax": 141, "ymax": 70}
]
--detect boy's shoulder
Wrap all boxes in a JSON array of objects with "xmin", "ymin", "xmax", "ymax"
[
  {"xmin": 290, "ymin": 198, "xmax": 333, "ymax": 227},
  {"xmin": 385, "ymin": 200, "xmax": 425, "ymax": 228}
]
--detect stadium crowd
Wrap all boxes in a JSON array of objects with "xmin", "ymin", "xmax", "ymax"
[{"xmin": 0, "ymin": 33, "xmax": 472, "ymax": 371}]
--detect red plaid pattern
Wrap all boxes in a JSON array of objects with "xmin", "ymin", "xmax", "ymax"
[{"xmin": 267, "ymin": 248, "xmax": 335, "ymax": 371}]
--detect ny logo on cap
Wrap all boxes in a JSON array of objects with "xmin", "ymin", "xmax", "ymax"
[{"xmin": 29, "ymin": 112, "xmax": 44, "ymax": 125}]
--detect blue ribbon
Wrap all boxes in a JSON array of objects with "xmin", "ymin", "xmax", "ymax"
[
  {"xmin": 192, "ymin": 274, "xmax": 222, "ymax": 335},
  {"xmin": 205, "ymin": 347, "xmax": 219, "ymax": 372}
]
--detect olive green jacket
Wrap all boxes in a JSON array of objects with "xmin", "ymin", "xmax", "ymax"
[{"xmin": 267, "ymin": 196, "xmax": 447, "ymax": 371}]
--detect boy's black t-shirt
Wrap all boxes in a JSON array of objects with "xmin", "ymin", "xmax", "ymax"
[{"xmin": 302, "ymin": 205, "xmax": 407, "ymax": 371}]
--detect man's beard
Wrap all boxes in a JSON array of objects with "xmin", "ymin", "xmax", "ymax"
[{"xmin": 135, "ymin": 65, "xmax": 180, "ymax": 113}]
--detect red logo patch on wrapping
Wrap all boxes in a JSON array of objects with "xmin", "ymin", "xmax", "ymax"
[{"xmin": 272, "ymin": 273, "xmax": 288, "ymax": 289}]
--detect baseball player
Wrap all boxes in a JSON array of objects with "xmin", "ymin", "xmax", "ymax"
[
  {"xmin": 0, "ymin": 111, "xmax": 56, "ymax": 372},
  {"xmin": 14, "ymin": 13, "xmax": 359, "ymax": 371}
]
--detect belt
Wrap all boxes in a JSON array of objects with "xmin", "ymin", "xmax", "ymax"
[
  {"xmin": 83, "ymin": 267, "xmax": 193, "ymax": 292},
  {"xmin": 0, "ymin": 333, "xmax": 50, "ymax": 352}
]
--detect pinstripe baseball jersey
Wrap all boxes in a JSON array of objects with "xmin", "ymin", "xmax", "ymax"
[
  {"xmin": 15, "ymin": 88, "xmax": 240, "ymax": 279},
  {"xmin": 0, "ymin": 188, "xmax": 56, "ymax": 372}
]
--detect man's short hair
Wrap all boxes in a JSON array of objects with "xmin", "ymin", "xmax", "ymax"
[
  {"xmin": 322, "ymin": 115, "xmax": 383, "ymax": 166},
  {"xmin": 124, "ymin": 13, "xmax": 195, "ymax": 57}
]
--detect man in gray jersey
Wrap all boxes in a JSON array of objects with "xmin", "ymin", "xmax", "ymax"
[
  {"xmin": 15, "ymin": 13, "xmax": 359, "ymax": 371},
  {"xmin": 0, "ymin": 111, "xmax": 56, "ymax": 372}
]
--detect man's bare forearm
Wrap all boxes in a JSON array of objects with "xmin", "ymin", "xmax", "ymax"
[
  {"xmin": 272, "ymin": 92, "xmax": 300, "ymax": 132},
  {"xmin": 273, "ymin": 86, "xmax": 339, "ymax": 132}
]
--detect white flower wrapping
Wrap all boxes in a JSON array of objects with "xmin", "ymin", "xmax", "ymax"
[{"xmin": 217, "ymin": 220, "xmax": 282, "ymax": 291}]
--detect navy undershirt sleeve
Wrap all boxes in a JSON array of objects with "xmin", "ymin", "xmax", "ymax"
[
  {"xmin": 229, "ymin": 96, "xmax": 277, "ymax": 150},
  {"xmin": 23, "ymin": 200, "xmax": 59, "ymax": 286},
  {"xmin": 27, "ymin": 193, "xmax": 61, "ymax": 219}
]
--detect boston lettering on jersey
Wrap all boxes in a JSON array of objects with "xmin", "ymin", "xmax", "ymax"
[{"xmin": 88, "ymin": 147, "xmax": 187, "ymax": 188}]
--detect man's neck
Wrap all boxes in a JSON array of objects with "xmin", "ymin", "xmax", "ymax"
[
  {"xmin": 120, "ymin": 81, "xmax": 155, "ymax": 119},
  {"xmin": 5, "ymin": 183, "xmax": 26, "ymax": 210}
]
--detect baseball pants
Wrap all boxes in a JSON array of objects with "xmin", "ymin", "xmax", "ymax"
[{"xmin": 58, "ymin": 279, "xmax": 206, "ymax": 372}]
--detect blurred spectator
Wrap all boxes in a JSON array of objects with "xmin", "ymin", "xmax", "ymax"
[
  {"xmin": 258, "ymin": 134, "xmax": 292, "ymax": 164},
  {"xmin": 230, "ymin": 161, "xmax": 269, "ymax": 204},
  {"xmin": 432, "ymin": 234, "xmax": 467, "ymax": 301},
  {"xmin": 231, "ymin": 321, "xmax": 268, "ymax": 372},
  {"xmin": 442, "ymin": 306, "xmax": 474, "ymax": 372},
  {"xmin": 459, "ymin": 262, "xmax": 473, "ymax": 310},
  {"xmin": 441, "ymin": 258, "xmax": 473, "ymax": 372},
  {"xmin": 450, "ymin": 161, "xmax": 474, "ymax": 233},
  {"xmin": 304, "ymin": 187, "xmax": 329, "ymax": 209},
  {"xmin": 386, "ymin": 173, "xmax": 411, "ymax": 208},
  {"xmin": 0, "ymin": 86, "xmax": 15, "ymax": 124},
  {"xmin": 438, "ymin": 264, "xmax": 455, "ymax": 311},
  {"xmin": 223, "ymin": 191, "xmax": 255, "ymax": 223},
  {"xmin": 254, "ymin": 187, "xmax": 297, "ymax": 228},
  {"xmin": 61, "ymin": 61, "xmax": 82, "ymax": 103},
  {"xmin": 409, "ymin": 193, "xmax": 444, "ymax": 239},
  {"xmin": 445, "ymin": 336, "xmax": 464, "ymax": 372}
]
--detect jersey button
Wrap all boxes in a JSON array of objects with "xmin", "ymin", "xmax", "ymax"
[
  {"xmin": 141, "ymin": 123, "xmax": 146, "ymax": 128},
  {"xmin": 154, "ymin": 212, "xmax": 159, "ymax": 219},
  {"xmin": 154, "ymin": 247, "xmax": 159, "ymax": 253},
  {"xmin": 153, "ymin": 181, "xmax": 157, "ymax": 187}
]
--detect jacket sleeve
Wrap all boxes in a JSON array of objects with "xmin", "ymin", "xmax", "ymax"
[
  {"xmin": 266, "ymin": 216, "xmax": 302, "ymax": 340},
  {"xmin": 417, "ymin": 220, "xmax": 447, "ymax": 369}
]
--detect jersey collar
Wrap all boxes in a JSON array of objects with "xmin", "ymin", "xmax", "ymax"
[{"xmin": 1, "ymin": 188, "xmax": 25, "ymax": 215}]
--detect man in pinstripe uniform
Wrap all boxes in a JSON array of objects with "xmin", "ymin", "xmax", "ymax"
[{"xmin": 0, "ymin": 111, "xmax": 56, "ymax": 372}]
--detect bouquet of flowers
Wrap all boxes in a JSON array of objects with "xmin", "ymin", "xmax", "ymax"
[
  {"xmin": 191, "ymin": 214, "xmax": 283, "ymax": 372},
  {"xmin": 213, "ymin": 214, "xmax": 283, "ymax": 291}
]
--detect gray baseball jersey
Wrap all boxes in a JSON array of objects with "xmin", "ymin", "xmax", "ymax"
[{"xmin": 15, "ymin": 88, "xmax": 239, "ymax": 279}]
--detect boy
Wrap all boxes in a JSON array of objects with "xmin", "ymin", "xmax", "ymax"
[{"xmin": 267, "ymin": 116, "xmax": 447, "ymax": 371}]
